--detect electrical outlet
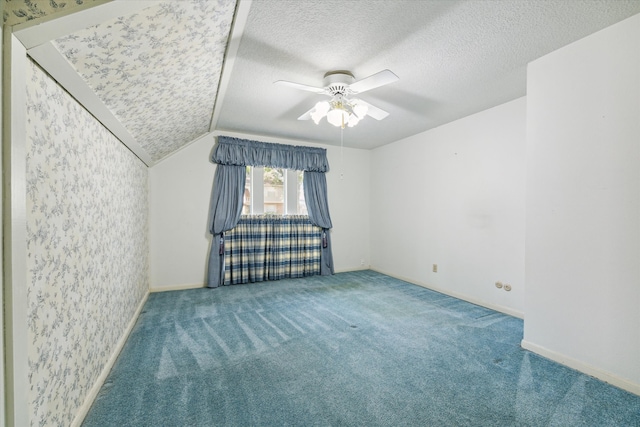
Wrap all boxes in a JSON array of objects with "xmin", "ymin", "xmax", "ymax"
[
  {"xmin": 432, "ymin": 264, "xmax": 438, "ymax": 273},
  {"xmin": 495, "ymin": 281, "xmax": 503, "ymax": 289},
  {"xmin": 360, "ymin": 259, "xmax": 365, "ymax": 266},
  {"xmin": 504, "ymin": 284, "xmax": 512, "ymax": 292}
]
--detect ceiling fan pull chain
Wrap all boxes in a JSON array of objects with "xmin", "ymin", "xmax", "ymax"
[{"xmin": 340, "ymin": 126, "xmax": 344, "ymax": 180}]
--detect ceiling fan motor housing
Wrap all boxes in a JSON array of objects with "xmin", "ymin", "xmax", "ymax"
[{"xmin": 323, "ymin": 71, "xmax": 355, "ymax": 96}]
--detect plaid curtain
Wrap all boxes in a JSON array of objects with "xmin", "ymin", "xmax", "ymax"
[{"xmin": 223, "ymin": 215, "xmax": 322, "ymax": 285}]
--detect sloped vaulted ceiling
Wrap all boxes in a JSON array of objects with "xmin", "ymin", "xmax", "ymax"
[
  {"xmin": 11, "ymin": 0, "xmax": 640, "ymax": 162},
  {"xmin": 52, "ymin": 2, "xmax": 235, "ymax": 161},
  {"xmin": 3, "ymin": 0, "xmax": 102, "ymax": 27},
  {"xmin": 14, "ymin": 0, "xmax": 240, "ymax": 165}
]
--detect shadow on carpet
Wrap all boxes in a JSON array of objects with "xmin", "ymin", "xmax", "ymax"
[{"xmin": 82, "ymin": 270, "xmax": 640, "ymax": 426}]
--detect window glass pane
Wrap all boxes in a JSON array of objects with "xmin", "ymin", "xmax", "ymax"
[
  {"xmin": 263, "ymin": 167, "xmax": 284, "ymax": 215},
  {"xmin": 242, "ymin": 166, "xmax": 251, "ymax": 214},
  {"xmin": 297, "ymin": 170, "xmax": 307, "ymax": 215},
  {"xmin": 243, "ymin": 167, "xmax": 308, "ymax": 216}
]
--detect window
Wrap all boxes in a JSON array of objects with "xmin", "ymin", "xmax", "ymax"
[{"xmin": 242, "ymin": 166, "xmax": 307, "ymax": 215}]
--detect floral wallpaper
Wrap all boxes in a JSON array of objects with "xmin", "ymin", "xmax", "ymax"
[
  {"xmin": 3, "ymin": 0, "xmax": 101, "ymax": 27},
  {"xmin": 25, "ymin": 59, "xmax": 149, "ymax": 426},
  {"xmin": 53, "ymin": 0, "xmax": 237, "ymax": 162}
]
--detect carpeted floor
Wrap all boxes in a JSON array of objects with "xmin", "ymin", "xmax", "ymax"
[{"xmin": 82, "ymin": 270, "xmax": 640, "ymax": 426}]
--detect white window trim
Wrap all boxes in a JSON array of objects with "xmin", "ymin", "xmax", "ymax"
[
  {"xmin": 251, "ymin": 166, "xmax": 264, "ymax": 215},
  {"xmin": 285, "ymin": 169, "xmax": 298, "ymax": 215}
]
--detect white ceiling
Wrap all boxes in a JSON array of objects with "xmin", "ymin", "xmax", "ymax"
[
  {"xmin": 15, "ymin": 0, "xmax": 640, "ymax": 162},
  {"xmin": 218, "ymin": 0, "xmax": 640, "ymax": 149}
]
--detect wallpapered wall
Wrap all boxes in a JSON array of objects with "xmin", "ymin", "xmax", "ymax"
[
  {"xmin": 25, "ymin": 59, "xmax": 149, "ymax": 425},
  {"xmin": 3, "ymin": 0, "xmax": 100, "ymax": 27}
]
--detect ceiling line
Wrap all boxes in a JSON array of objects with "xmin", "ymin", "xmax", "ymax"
[
  {"xmin": 12, "ymin": 0, "xmax": 162, "ymax": 167},
  {"xmin": 208, "ymin": 0, "xmax": 253, "ymax": 133},
  {"xmin": 27, "ymin": 41, "xmax": 154, "ymax": 166},
  {"xmin": 12, "ymin": 1, "xmax": 157, "ymax": 50}
]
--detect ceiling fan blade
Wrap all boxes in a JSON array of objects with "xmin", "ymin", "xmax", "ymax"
[
  {"xmin": 297, "ymin": 106, "xmax": 315, "ymax": 121},
  {"xmin": 274, "ymin": 80, "xmax": 326, "ymax": 94},
  {"xmin": 349, "ymin": 69, "xmax": 399, "ymax": 94},
  {"xmin": 355, "ymin": 99, "xmax": 390, "ymax": 120}
]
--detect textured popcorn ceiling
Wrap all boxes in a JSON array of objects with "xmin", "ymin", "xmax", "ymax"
[
  {"xmin": 217, "ymin": 0, "xmax": 640, "ymax": 149},
  {"xmin": 15, "ymin": 0, "xmax": 640, "ymax": 160}
]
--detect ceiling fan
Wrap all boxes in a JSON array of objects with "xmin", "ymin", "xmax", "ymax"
[{"xmin": 274, "ymin": 69, "xmax": 399, "ymax": 128}]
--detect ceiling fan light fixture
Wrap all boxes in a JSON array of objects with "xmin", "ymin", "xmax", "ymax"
[
  {"xmin": 352, "ymin": 102, "xmax": 368, "ymax": 120},
  {"xmin": 347, "ymin": 114, "xmax": 360, "ymax": 127},
  {"xmin": 310, "ymin": 101, "xmax": 330, "ymax": 124},
  {"xmin": 326, "ymin": 107, "xmax": 350, "ymax": 127},
  {"xmin": 277, "ymin": 69, "xmax": 397, "ymax": 129}
]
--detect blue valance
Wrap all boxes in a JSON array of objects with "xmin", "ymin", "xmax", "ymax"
[{"xmin": 212, "ymin": 136, "xmax": 329, "ymax": 172}]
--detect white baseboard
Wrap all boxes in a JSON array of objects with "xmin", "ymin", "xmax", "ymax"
[
  {"xmin": 149, "ymin": 274, "xmax": 376, "ymax": 292},
  {"xmin": 150, "ymin": 282, "xmax": 207, "ymax": 293},
  {"xmin": 71, "ymin": 291, "xmax": 149, "ymax": 427},
  {"xmin": 521, "ymin": 340, "xmax": 640, "ymax": 396},
  {"xmin": 369, "ymin": 268, "xmax": 524, "ymax": 319},
  {"xmin": 335, "ymin": 266, "xmax": 370, "ymax": 273}
]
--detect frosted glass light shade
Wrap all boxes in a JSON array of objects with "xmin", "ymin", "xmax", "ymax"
[
  {"xmin": 311, "ymin": 101, "xmax": 330, "ymax": 124},
  {"xmin": 315, "ymin": 101, "xmax": 330, "ymax": 114},
  {"xmin": 326, "ymin": 108, "xmax": 350, "ymax": 127},
  {"xmin": 311, "ymin": 110, "xmax": 324, "ymax": 124},
  {"xmin": 353, "ymin": 102, "xmax": 368, "ymax": 119}
]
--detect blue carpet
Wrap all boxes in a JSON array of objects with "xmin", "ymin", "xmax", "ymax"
[{"xmin": 82, "ymin": 271, "xmax": 640, "ymax": 426}]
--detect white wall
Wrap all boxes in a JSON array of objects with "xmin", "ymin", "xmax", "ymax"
[
  {"xmin": 1, "ymin": 9, "xmax": 5, "ymax": 427},
  {"xmin": 149, "ymin": 132, "xmax": 370, "ymax": 290},
  {"xmin": 370, "ymin": 98, "xmax": 526, "ymax": 316},
  {"xmin": 149, "ymin": 134, "xmax": 215, "ymax": 289},
  {"xmin": 323, "ymin": 137, "xmax": 371, "ymax": 273},
  {"xmin": 523, "ymin": 14, "xmax": 640, "ymax": 394}
]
